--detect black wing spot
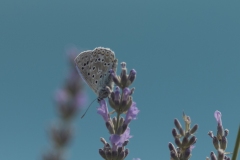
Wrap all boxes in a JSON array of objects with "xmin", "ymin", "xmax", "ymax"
[
  {"xmin": 88, "ymin": 73, "xmax": 90, "ymax": 76},
  {"xmin": 100, "ymin": 75, "xmax": 102, "ymax": 78},
  {"xmin": 92, "ymin": 74, "xmax": 95, "ymax": 78},
  {"xmin": 82, "ymin": 67, "xmax": 84, "ymax": 70},
  {"xmin": 84, "ymin": 63, "xmax": 86, "ymax": 66},
  {"xmin": 95, "ymin": 59, "xmax": 97, "ymax": 62},
  {"xmin": 93, "ymin": 67, "xmax": 96, "ymax": 70},
  {"xmin": 98, "ymin": 58, "xmax": 101, "ymax": 61},
  {"xmin": 87, "ymin": 61, "xmax": 89, "ymax": 65},
  {"xmin": 108, "ymin": 63, "xmax": 110, "ymax": 66},
  {"xmin": 102, "ymin": 59, "xmax": 104, "ymax": 61},
  {"xmin": 95, "ymin": 81, "xmax": 98, "ymax": 84},
  {"xmin": 104, "ymin": 63, "xmax": 107, "ymax": 65}
]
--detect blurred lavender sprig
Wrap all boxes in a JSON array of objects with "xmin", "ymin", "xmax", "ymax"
[
  {"xmin": 169, "ymin": 112, "xmax": 198, "ymax": 160},
  {"xmin": 206, "ymin": 110, "xmax": 232, "ymax": 160},
  {"xmin": 98, "ymin": 62, "xmax": 139, "ymax": 160},
  {"xmin": 42, "ymin": 48, "xmax": 86, "ymax": 160}
]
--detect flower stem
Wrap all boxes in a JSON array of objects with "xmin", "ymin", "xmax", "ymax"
[{"xmin": 232, "ymin": 125, "xmax": 240, "ymax": 160}]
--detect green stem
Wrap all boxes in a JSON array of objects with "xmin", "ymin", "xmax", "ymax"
[
  {"xmin": 116, "ymin": 112, "xmax": 120, "ymax": 132},
  {"xmin": 232, "ymin": 125, "xmax": 240, "ymax": 160}
]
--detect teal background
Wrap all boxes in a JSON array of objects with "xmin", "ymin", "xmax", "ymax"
[{"xmin": 0, "ymin": 1, "xmax": 240, "ymax": 159}]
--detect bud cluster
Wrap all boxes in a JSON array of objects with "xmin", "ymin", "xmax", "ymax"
[
  {"xmin": 169, "ymin": 112, "xmax": 198, "ymax": 160},
  {"xmin": 99, "ymin": 137, "xmax": 129, "ymax": 160},
  {"xmin": 98, "ymin": 62, "xmax": 139, "ymax": 160},
  {"xmin": 206, "ymin": 110, "xmax": 231, "ymax": 160}
]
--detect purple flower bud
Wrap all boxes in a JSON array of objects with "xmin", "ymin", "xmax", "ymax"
[
  {"xmin": 208, "ymin": 131, "xmax": 214, "ymax": 138},
  {"xmin": 190, "ymin": 124, "xmax": 198, "ymax": 134},
  {"xmin": 214, "ymin": 110, "xmax": 222, "ymax": 127},
  {"xmin": 172, "ymin": 128, "xmax": 178, "ymax": 138},
  {"xmin": 97, "ymin": 100, "xmax": 110, "ymax": 122},
  {"xmin": 224, "ymin": 129, "xmax": 229, "ymax": 137},
  {"xmin": 114, "ymin": 86, "xmax": 121, "ymax": 105},
  {"xmin": 213, "ymin": 136, "xmax": 219, "ymax": 150},
  {"xmin": 124, "ymin": 149, "xmax": 129, "ymax": 158},
  {"xmin": 183, "ymin": 147, "xmax": 192, "ymax": 159},
  {"xmin": 168, "ymin": 142, "xmax": 176, "ymax": 152},
  {"xmin": 109, "ymin": 69, "xmax": 121, "ymax": 86},
  {"xmin": 220, "ymin": 136, "xmax": 227, "ymax": 150},
  {"xmin": 99, "ymin": 149, "xmax": 106, "ymax": 159},
  {"xmin": 170, "ymin": 150, "xmax": 178, "ymax": 160},
  {"xmin": 100, "ymin": 137, "xmax": 107, "ymax": 145},
  {"xmin": 174, "ymin": 119, "xmax": 182, "ymax": 131},
  {"xmin": 106, "ymin": 121, "xmax": 115, "ymax": 134},
  {"xmin": 120, "ymin": 62, "xmax": 128, "ymax": 86},
  {"xmin": 189, "ymin": 136, "xmax": 197, "ymax": 146},
  {"xmin": 124, "ymin": 102, "xmax": 139, "ymax": 125},
  {"xmin": 175, "ymin": 138, "xmax": 182, "ymax": 147},
  {"xmin": 210, "ymin": 151, "xmax": 217, "ymax": 160},
  {"xmin": 121, "ymin": 62, "xmax": 126, "ymax": 68},
  {"xmin": 128, "ymin": 69, "xmax": 137, "ymax": 83},
  {"xmin": 122, "ymin": 88, "xmax": 131, "ymax": 102}
]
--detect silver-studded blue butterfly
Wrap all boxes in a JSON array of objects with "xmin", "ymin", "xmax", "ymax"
[{"xmin": 74, "ymin": 47, "xmax": 118, "ymax": 102}]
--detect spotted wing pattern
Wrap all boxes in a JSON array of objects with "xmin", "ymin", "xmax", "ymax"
[{"xmin": 75, "ymin": 47, "xmax": 117, "ymax": 95}]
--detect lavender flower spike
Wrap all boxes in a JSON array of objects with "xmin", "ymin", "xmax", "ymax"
[
  {"xmin": 124, "ymin": 102, "xmax": 139, "ymax": 125},
  {"xmin": 97, "ymin": 100, "xmax": 110, "ymax": 122}
]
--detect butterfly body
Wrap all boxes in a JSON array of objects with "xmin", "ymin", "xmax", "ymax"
[{"xmin": 75, "ymin": 47, "xmax": 118, "ymax": 101}]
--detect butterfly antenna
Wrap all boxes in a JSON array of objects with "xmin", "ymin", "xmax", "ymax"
[{"xmin": 81, "ymin": 98, "xmax": 98, "ymax": 119}]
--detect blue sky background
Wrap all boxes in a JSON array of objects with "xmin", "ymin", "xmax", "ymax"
[{"xmin": 0, "ymin": 0, "xmax": 240, "ymax": 159}]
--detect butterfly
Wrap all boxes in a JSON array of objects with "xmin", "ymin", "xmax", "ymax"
[{"xmin": 75, "ymin": 47, "xmax": 118, "ymax": 102}]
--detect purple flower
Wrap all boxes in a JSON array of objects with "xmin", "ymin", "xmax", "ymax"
[
  {"xmin": 214, "ymin": 110, "xmax": 222, "ymax": 126},
  {"xmin": 55, "ymin": 89, "xmax": 69, "ymax": 104},
  {"xmin": 97, "ymin": 100, "xmax": 110, "ymax": 122},
  {"xmin": 124, "ymin": 102, "xmax": 139, "ymax": 125},
  {"xmin": 190, "ymin": 145, "xmax": 195, "ymax": 151},
  {"xmin": 109, "ymin": 127, "xmax": 132, "ymax": 150},
  {"xmin": 122, "ymin": 88, "xmax": 131, "ymax": 101},
  {"xmin": 75, "ymin": 92, "xmax": 87, "ymax": 108}
]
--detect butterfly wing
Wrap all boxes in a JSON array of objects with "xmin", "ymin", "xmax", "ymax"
[
  {"xmin": 75, "ymin": 47, "xmax": 117, "ymax": 96},
  {"xmin": 75, "ymin": 50, "xmax": 98, "ymax": 94}
]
